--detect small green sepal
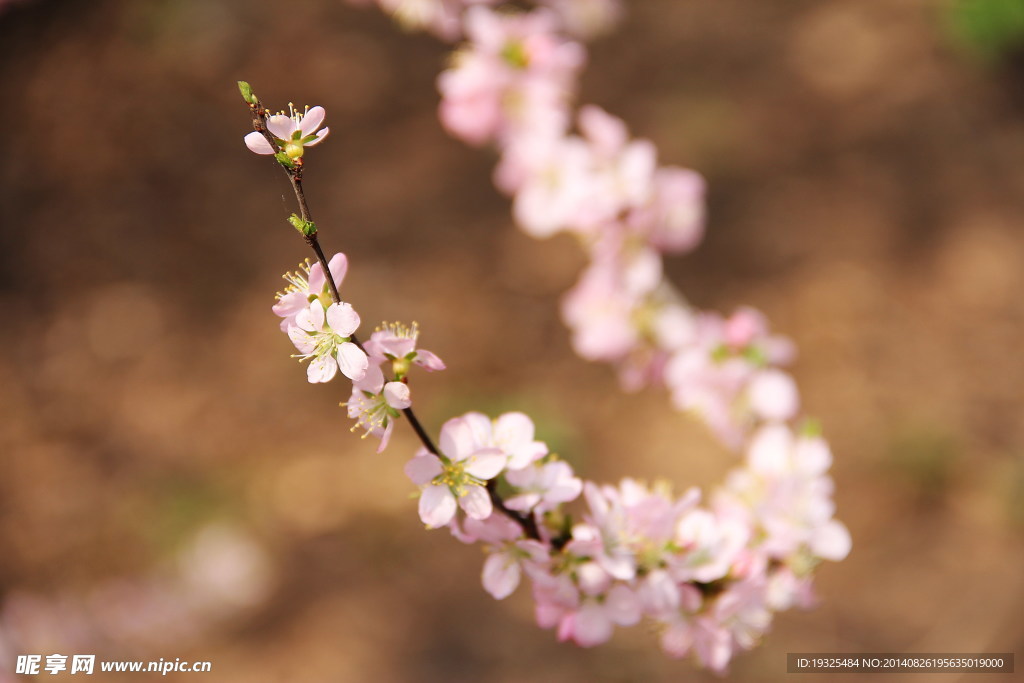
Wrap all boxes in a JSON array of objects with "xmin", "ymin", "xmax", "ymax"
[{"xmin": 274, "ymin": 152, "xmax": 295, "ymax": 169}]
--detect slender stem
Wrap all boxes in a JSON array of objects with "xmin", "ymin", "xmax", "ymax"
[
  {"xmin": 401, "ymin": 407, "xmax": 440, "ymax": 455},
  {"xmin": 290, "ymin": 156, "xmax": 442, "ymax": 459},
  {"xmin": 244, "ymin": 94, "xmax": 550, "ymax": 537},
  {"xmin": 290, "ymin": 175, "xmax": 313, "ymax": 225}
]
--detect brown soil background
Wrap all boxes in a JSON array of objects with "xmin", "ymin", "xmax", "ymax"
[{"xmin": 1, "ymin": 0, "xmax": 1023, "ymax": 681}]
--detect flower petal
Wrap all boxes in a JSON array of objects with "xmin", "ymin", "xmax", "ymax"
[
  {"xmin": 376, "ymin": 421, "xmax": 395, "ymax": 454},
  {"xmin": 748, "ymin": 369, "xmax": 799, "ymax": 422},
  {"xmin": 404, "ymin": 454, "xmax": 443, "ymax": 485},
  {"xmin": 493, "ymin": 411, "xmax": 534, "ymax": 450},
  {"xmin": 336, "ymin": 342, "xmax": 368, "ymax": 381},
  {"xmin": 748, "ymin": 425, "xmax": 793, "ymax": 474},
  {"xmin": 305, "ymin": 127, "xmax": 330, "ymax": 147},
  {"xmin": 605, "ymin": 584, "xmax": 641, "ymax": 626},
  {"xmin": 307, "ymin": 261, "xmax": 325, "ymax": 294},
  {"xmin": 572, "ymin": 603, "xmax": 614, "ymax": 647},
  {"xmin": 326, "ymin": 302, "xmax": 360, "ymax": 337},
  {"xmin": 299, "ymin": 106, "xmax": 326, "ymax": 135},
  {"xmin": 298, "ymin": 299, "xmax": 325, "ymax": 332},
  {"xmin": 306, "ymin": 355, "xmax": 337, "ymax": 384},
  {"xmin": 326, "ymin": 252, "xmax": 348, "ymax": 288},
  {"xmin": 244, "ymin": 131, "xmax": 275, "ymax": 154},
  {"xmin": 419, "ymin": 484, "xmax": 457, "ymax": 528},
  {"xmin": 266, "ymin": 114, "xmax": 296, "ymax": 140},
  {"xmin": 413, "ymin": 349, "xmax": 446, "ymax": 371},
  {"xmin": 383, "ymin": 381, "xmax": 411, "ymax": 410},
  {"xmin": 811, "ymin": 520, "xmax": 851, "ymax": 561},
  {"xmin": 482, "ymin": 552, "xmax": 521, "ymax": 600},
  {"xmin": 286, "ymin": 325, "xmax": 314, "ymax": 354},
  {"xmin": 459, "ymin": 485, "xmax": 493, "ymax": 520},
  {"xmin": 464, "ymin": 450, "xmax": 506, "ymax": 481},
  {"xmin": 272, "ymin": 291, "xmax": 307, "ymax": 319},
  {"xmin": 440, "ymin": 413, "xmax": 488, "ymax": 461},
  {"xmin": 354, "ymin": 363, "xmax": 385, "ymax": 394}
]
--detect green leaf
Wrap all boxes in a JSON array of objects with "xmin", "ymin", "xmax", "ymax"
[{"xmin": 237, "ymin": 80, "xmax": 256, "ymax": 104}]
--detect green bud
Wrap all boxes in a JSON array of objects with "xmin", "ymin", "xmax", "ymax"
[
  {"xmin": 287, "ymin": 214, "xmax": 317, "ymax": 236},
  {"xmin": 237, "ymin": 80, "xmax": 256, "ymax": 104}
]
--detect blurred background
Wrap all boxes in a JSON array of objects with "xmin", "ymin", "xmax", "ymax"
[{"xmin": 1, "ymin": 0, "xmax": 1023, "ymax": 680}]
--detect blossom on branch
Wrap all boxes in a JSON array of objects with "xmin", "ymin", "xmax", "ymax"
[
  {"xmin": 404, "ymin": 414, "xmax": 509, "ymax": 527},
  {"xmin": 363, "ymin": 321, "xmax": 446, "ymax": 378},
  {"xmin": 244, "ymin": 104, "xmax": 330, "ymax": 158},
  {"xmin": 286, "ymin": 299, "xmax": 368, "ymax": 383},
  {"xmin": 273, "ymin": 253, "xmax": 349, "ymax": 331},
  {"xmin": 345, "ymin": 373, "xmax": 411, "ymax": 453}
]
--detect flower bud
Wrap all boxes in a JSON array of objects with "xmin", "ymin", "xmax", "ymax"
[
  {"xmin": 238, "ymin": 80, "xmax": 256, "ymax": 104},
  {"xmin": 287, "ymin": 214, "xmax": 316, "ymax": 237}
]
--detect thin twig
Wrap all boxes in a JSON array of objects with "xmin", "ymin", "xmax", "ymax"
[{"xmin": 245, "ymin": 92, "xmax": 549, "ymax": 540}]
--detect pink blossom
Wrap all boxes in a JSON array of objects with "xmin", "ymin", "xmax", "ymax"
[
  {"xmin": 569, "ymin": 480, "xmax": 697, "ymax": 581},
  {"xmin": 557, "ymin": 585, "xmax": 641, "ymax": 647},
  {"xmin": 637, "ymin": 570, "xmax": 701, "ymax": 620},
  {"xmin": 503, "ymin": 460, "xmax": 582, "ymax": 513},
  {"xmin": 363, "ymin": 322, "xmax": 446, "ymax": 375},
  {"xmin": 670, "ymin": 509, "xmax": 749, "ymax": 583},
  {"xmin": 403, "ymin": 413, "xmax": 509, "ymax": 528},
  {"xmin": 747, "ymin": 369, "xmax": 800, "ymax": 422},
  {"xmin": 438, "ymin": 7, "xmax": 584, "ymax": 146},
  {"xmin": 273, "ymin": 253, "xmax": 348, "ymax": 331},
  {"xmin": 286, "ymin": 299, "xmax": 368, "ymax": 383},
  {"xmin": 244, "ymin": 104, "xmax": 329, "ymax": 158},
  {"xmin": 511, "ymin": 134, "xmax": 596, "ymax": 237},
  {"xmin": 639, "ymin": 167, "xmax": 706, "ymax": 254},
  {"xmin": 664, "ymin": 309, "xmax": 797, "ymax": 447},
  {"xmin": 510, "ymin": 107, "xmax": 660, "ymax": 240},
  {"xmin": 346, "ymin": 375, "xmax": 411, "ymax": 453},
  {"xmin": 560, "ymin": 254, "xmax": 661, "ymax": 363},
  {"xmin": 429, "ymin": 410, "xmax": 548, "ymax": 470},
  {"xmin": 716, "ymin": 425, "xmax": 851, "ymax": 563}
]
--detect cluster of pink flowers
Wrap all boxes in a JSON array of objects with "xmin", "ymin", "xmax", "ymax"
[
  {"xmin": 272, "ymin": 250, "xmax": 445, "ymax": 453},
  {"xmin": 396, "ymin": 407, "xmax": 847, "ymax": 671},
  {"xmin": 426, "ymin": 6, "xmax": 802, "ymax": 449},
  {"xmin": 254, "ymin": 1, "xmax": 851, "ymax": 670},
  {"xmin": 344, "ymin": 0, "xmax": 621, "ymax": 40}
]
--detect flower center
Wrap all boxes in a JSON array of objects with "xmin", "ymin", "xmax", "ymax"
[
  {"xmin": 435, "ymin": 460, "xmax": 482, "ymax": 498},
  {"xmin": 501, "ymin": 40, "xmax": 530, "ymax": 69}
]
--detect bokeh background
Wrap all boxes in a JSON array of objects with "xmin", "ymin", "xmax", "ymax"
[{"xmin": 1, "ymin": 0, "xmax": 1023, "ymax": 681}]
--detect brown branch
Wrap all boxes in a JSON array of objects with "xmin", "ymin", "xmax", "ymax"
[{"xmin": 244, "ymin": 89, "xmax": 547, "ymax": 541}]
